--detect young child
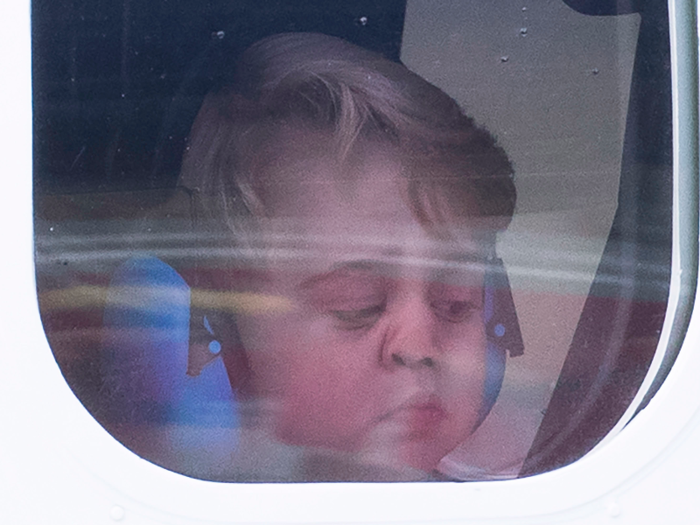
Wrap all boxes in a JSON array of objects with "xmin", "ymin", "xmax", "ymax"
[{"xmin": 177, "ymin": 32, "xmax": 517, "ymax": 481}]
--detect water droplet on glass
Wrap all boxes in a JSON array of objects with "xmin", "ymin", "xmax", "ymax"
[
  {"xmin": 500, "ymin": 56, "xmax": 509, "ymax": 63},
  {"xmin": 522, "ymin": 6, "xmax": 527, "ymax": 11},
  {"xmin": 592, "ymin": 67, "xmax": 600, "ymax": 75},
  {"xmin": 606, "ymin": 499, "xmax": 622, "ymax": 518},
  {"xmin": 213, "ymin": 30, "xmax": 225, "ymax": 39},
  {"xmin": 358, "ymin": 16, "xmax": 368, "ymax": 26},
  {"xmin": 49, "ymin": 227, "xmax": 54, "ymax": 232},
  {"xmin": 110, "ymin": 505, "xmax": 125, "ymax": 521},
  {"xmin": 520, "ymin": 27, "xmax": 528, "ymax": 36}
]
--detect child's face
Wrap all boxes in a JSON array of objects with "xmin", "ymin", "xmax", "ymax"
[{"xmin": 233, "ymin": 135, "xmax": 487, "ymax": 476}]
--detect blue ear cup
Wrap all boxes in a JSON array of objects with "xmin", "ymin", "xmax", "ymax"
[
  {"xmin": 476, "ymin": 257, "xmax": 525, "ymax": 426},
  {"xmin": 101, "ymin": 257, "xmax": 239, "ymax": 480},
  {"xmin": 477, "ymin": 340, "xmax": 507, "ymax": 426}
]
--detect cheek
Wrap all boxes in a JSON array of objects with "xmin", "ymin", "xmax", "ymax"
[
  {"xmin": 237, "ymin": 312, "xmax": 387, "ymax": 448},
  {"xmin": 439, "ymin": 325, "xmax": 488, "ymax": 428},
  {"xmin": 441, "ymin": 320, "xmax": 487, "ymax": 373},
  {"xmin": 236, "ymin": 312, "xmax": 304, "ymax": 396},
  {"xmin": 281, "ymin": 332, "xmax": 390, "ymax": 448}
]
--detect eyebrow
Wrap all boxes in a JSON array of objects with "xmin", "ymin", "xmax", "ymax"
[
  {"xmin": 297, "ymin": 260, "xmax": 385, "ymax": 292},
  {"xmin": 297, "ymin": 251, "xmax": 488, "ymax": 293}
]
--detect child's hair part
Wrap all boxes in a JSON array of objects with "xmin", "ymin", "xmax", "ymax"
[{"xmin": 179, "ymin": 32, "xmax": 516, "ymax": 239}]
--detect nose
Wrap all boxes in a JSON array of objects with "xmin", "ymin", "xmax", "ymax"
[
  {"xmin": 381, "ymin": 294, "xmax": 439, "ymax": 370},
  {"xmin": 389, "ymin": 352, "xmax": 436, "ymax": 369}
]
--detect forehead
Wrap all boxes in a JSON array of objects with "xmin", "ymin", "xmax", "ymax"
[
  {"xmin": 255, "ymin": 131, "xmax": 405, "ymax": 215},
  {"xmin": 250, "ymin": 128, "xmax": 487, "ymax": 269}
]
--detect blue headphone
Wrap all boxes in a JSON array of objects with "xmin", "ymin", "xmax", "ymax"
[{"xmin": 478, "ymin": 256, "xmax": 525, "ymax": 426}]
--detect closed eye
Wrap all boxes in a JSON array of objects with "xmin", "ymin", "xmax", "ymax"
[
  {"xmin": 331, "ymin": 304, "xmax": 385, "ymax": 330},
  {"xmin": 431, "ymin": 300, "xmax": 478, "ymax": 323}
]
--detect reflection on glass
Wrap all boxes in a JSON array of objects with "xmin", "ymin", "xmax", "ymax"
[{"xmin": 33, "ymin": 0, "xmax": 670, "ymax": 483}]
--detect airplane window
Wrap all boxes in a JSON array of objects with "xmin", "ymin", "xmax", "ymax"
[{"xmin": 33, "ymin": 0, "xmax": 682, "ymax": 482}]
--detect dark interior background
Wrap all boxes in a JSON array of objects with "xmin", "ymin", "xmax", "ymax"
[{"xmin": 32, "ymin": 0, "xmax": 407, "ymax": 196}]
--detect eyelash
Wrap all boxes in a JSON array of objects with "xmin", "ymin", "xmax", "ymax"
[
  {"xmin": 331, "ymin": 304, "xmax": 385, "ymax": 330},
  {"xmin": 430, "ymin": 300, "xmax": 478, "ymax": 323},
  {"xmin": 330, "ymin": 299, "xmax": 478, "ymax": 330}
]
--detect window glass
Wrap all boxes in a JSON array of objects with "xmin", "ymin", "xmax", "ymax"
[{"xmin": 33, "ymin": 0, "xmax": 675, "ymax": 482}]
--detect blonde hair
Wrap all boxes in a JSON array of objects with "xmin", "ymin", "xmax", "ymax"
[{"xmin": 180, "ymin": 32, "xmax": 516, "ymax": 238}]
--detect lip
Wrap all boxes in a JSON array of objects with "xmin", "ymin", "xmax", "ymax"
[
  {"xmin": 405, "ymin": 402, "xmax": 447, "ymax": 439},
  {"xmin": 382, "ymin": 395, "xmax": 447, "ymax": 440}
]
